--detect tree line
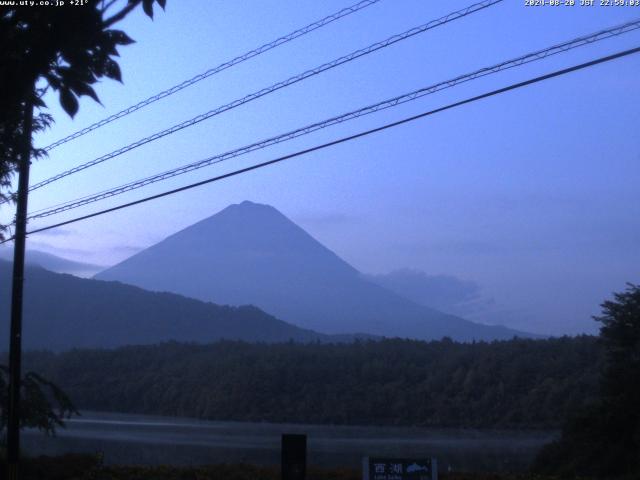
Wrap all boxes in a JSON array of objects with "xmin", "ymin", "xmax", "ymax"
[{"xmin": 21, "ymin": 335, "xmax": 600, "ymax": 429}]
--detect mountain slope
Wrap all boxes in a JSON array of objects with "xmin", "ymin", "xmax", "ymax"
[
  {"xmin": 0, "ymin": 261, "xmax": 337, "ymax": 351},
  {"xmin": 95, "ymin": 201, "xmax": 530, "ymax": 341}
]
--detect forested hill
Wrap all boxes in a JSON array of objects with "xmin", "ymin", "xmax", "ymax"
[
  {"xmin": 0, "ymin": 261, "xmax": 341, "ymax": 350},
  {"xmin": 24, "ymin": 336, "xmax": 600, "ymax": 428}
]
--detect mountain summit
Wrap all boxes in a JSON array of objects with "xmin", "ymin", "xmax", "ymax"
[{"xmin": 96, "ymin": 201, "xmax": 528, "ymax": 341}]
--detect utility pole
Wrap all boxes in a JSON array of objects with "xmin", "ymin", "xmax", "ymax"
[{"xmin": 6, "ymin": 97, "xmax": 34, "ymax": 480}]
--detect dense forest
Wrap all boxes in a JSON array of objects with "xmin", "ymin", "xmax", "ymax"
[{"xmin": 22, "ymin": 336, "xmax": 600, "ymax": 429}]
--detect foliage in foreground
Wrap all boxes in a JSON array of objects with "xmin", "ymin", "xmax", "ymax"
[
  {"xmin": 23, "ymin": 335, "xmax": 600, "ymax": 429},
  {"xmin": 0, "ymin": 365, "xmax": 77, "ymax": 439},
  {"xmin": 0, "ymin": 0, "xmax": 166, "ymax": 236},
  {"xmin": 534, "ymin": 284, "xmax": 640, "ymax": 478}
]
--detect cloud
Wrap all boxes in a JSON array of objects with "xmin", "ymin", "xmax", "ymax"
[
  {"xmin": 295, "ymin": 212, "xmax": 359, "ymax": 227},
  {"xmin": 108, "ymin": 244, "xmax": 145, "ymax": 255},
  {"xmin": 364, "ymin": 269, "xmax": 546, "ymax": 333},
  {"xmin": 364, "ymin": 268, "xmax": 482, "ymax": 312},
  {"xmin": 36, "ymin": 228, "xmax": 75, "ymax": 237},
  {"xmin": 398, "ymin": 239, "xmax": 506, "ymax": 256},
  {"xmin": 431, "ymin": 240, "xmax": 505, "ymax": 255},
  {"xmin": 27, "ymin": 240, "xmax": 93, "ymax": 257}
]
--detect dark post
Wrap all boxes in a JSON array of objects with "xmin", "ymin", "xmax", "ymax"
[
  {"xmin": 281, "ymin": 434, "xmax": 307, "ymax": 480},
  {"xmin": 7, "ymin": 98, "xmax": 34, "ymax": 480}
]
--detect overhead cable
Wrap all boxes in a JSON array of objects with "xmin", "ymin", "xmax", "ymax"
[
  {"xmin": 42, "ymin": 0, "xmax": 384, "ymax": 152},
  {"xmin": 9, "ymin": 45, "xmax": 637, "ymax": 242},
  {"xmin": 28, "ymin": 0, "xmax": 503, "ymax": 193},
  {"xmin": 27, "ymin": 18, "xmax": 640, "ymax": 220}
]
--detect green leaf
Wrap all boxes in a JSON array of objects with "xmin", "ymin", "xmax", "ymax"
[
  {"xmin": 44, "ymin": 73, "xmax": 61, "ymax": 90},
  {"xmin": 71, "ymin": 82, "xmax": 102, "ymax": 105},
  {"xmin": 104, "ymin": 58, "xmax": 122, "ymax": 82},
  {"xmin": 107, "ymin": 29, "xmax": 135, "ymax": 46},
  {"xmin": 59, "ymin": 89, "xmax": 79, "ymax": 118},
  {"xmin": 142, "ymin": 0, "xmax": 154, "ymax": 18},
  {"xmin": 32, "ymin": 96, "xmax": 47, "ymax": 108}
]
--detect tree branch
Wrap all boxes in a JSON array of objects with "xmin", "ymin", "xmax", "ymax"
[
  {"xmin": 101, "ymin": 0, "xmax": 119, "ymax": 15},
  {"xmin": 103, "ymin": 1, "xmax": 141, "ymax": 28}
]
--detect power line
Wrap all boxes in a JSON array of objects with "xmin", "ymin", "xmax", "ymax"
[
  {"xmin": 42, "ymin": 0, "xmax": 384, "ymax": 152},
  {"xmin": 27, "ymin": 0, "xmax": 503, "ymax": 193},
  {"xmin": 26, "ymin": 18, "xmax": 640, "ymax": 221},
  {"xmin": 9, "ymin": 45, "xmax": 638, "ymax": 243}
]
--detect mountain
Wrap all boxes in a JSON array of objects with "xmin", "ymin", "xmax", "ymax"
[
  {"xmin": 95, "ymin": 201, "xmax": 530, "ymax": 341},
  {"xmin": 0, "ymin": 247, "xmax": 103, "ymax": 277},
  {"xmin": 0, "ymin": 261, "xmax": 341, "ymax": 351}
]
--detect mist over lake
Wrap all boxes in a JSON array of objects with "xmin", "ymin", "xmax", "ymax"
[{"xmin": 22, "ymin": 412, "xmax": 556, "ymax": 473}]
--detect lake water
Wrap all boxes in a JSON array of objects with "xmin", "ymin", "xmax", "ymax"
[{"xmin": 22, "ymin": 411, "xmax": 557, "ymax": 473}]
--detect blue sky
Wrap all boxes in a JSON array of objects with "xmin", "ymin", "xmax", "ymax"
[{"xmin": 3, "ymin": 0, "xmax": 639, "ymax": 335}]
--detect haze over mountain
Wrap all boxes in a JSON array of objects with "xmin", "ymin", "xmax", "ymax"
[
  {"xmin": 96, "ymin": 201, "xmax": 531, "ymax": 341},
  {"xmin": 0, "ymin": 261, "xmax": 339, "ymax": 351},
  {"xmin": 0, "ymin": 247, "xmax": 103, "ymax": 277}
]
